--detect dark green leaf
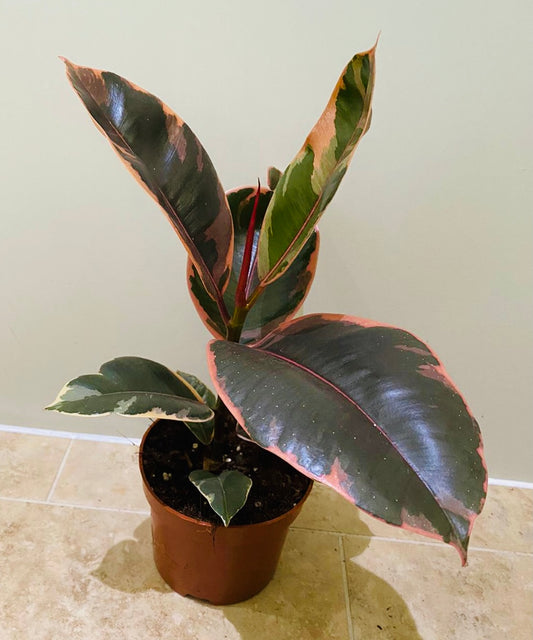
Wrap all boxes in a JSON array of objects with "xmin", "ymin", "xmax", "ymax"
[
  {"xmin": 208, "ymin": 314, "xmax": 487, "ymax": 563},
  {"xmin": 188, "ymin": 186, "xmax": 319, "ymax": 343},
  {"xmin": 176, "ymin": 370, "xmax": 217, "ymax": 444},
  {"xmin": 62, "ymin": 59, "xmax": 233, "ymax": 309},
  {"xmin": 46, "ymin": 357, "xmax": 213, "ymax": 431},
  {"xmin": 267, "ymin": 166, "xmax": 282, "ymax": 190},
  {"xmin": 176, "ymin": 370, "xmax": 217, "ymax": 408}
]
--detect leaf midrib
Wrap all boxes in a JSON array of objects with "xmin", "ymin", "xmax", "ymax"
[
  {"xmin": 68, "ymin": 63, "xmax": 227, "ymax": 306},
  {"xmin": 259, "ymin": 69, "xmax": 373, "ymax": 286},
  {"xmin": 260, "ymin": 346, "xmax": 461, "ymax": 544}
]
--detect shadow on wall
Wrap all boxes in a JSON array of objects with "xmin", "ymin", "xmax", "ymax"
[{"xmin": 92, "ymin": 513, "xmax": 422, "ymax": 640}]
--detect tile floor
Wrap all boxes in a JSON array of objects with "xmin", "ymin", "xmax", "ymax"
[{"xmin": 0, "ymin": 427, "xmax": 531, "ymax": 640}]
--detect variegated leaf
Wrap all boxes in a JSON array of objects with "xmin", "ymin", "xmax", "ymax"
[
  {"xmin": 207, "ymin": 314, "xmax": 487, "ymax": 564},
  {"xmin": 256, "ymin": 45, "xmax": 376, "ymax": 286},
  {"xmin": 177, "ymin": 369, "xmax": 217, "ymax": 444},
  {"xmin": 189, "ymin": 469, "xmax": 252, "ymax": 526},
  {"xmin": 47, "ymin": 357, "xmax": 214, "ymax": 442},
  {"xmin": 188, "ymin": 186, "xmax": 319, "ymax": 343},
  {"xmin": 176, "ymin": 370, "xmax": 217, "ymax": 408},
  {"xmin": 62, "ymin": 59, "xmax": 233, "ymax": 308}
]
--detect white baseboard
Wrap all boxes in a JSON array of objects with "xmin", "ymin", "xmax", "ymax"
[
  {"xmin": 487, "ymin": 477, "xmax": 533, "ymax": 489},
  {"xmin": 1, "ymin": 423, "xmax": 532, "ymax": 489},
  {"xmin": 0, "ymin": 423, "xmax": 140, "ymax": 445}
]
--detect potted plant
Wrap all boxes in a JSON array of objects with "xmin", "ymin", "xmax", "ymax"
[{"xmin": 47, "ymin": 43, "xmax": 487, "ymax": 605}]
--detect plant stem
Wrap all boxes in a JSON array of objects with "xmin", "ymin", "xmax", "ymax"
[
  {"xmin": 203, "ymin": 397, "xmax": 237, "ymax": 471},
  {"xmin": 203, "ymin": 183, "xmax": 262, "ymax": 468}
]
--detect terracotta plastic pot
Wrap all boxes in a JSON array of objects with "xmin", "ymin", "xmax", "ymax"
[{"xmin": 139, "ymin": 423, "xmax": 313, "ymax": 605}]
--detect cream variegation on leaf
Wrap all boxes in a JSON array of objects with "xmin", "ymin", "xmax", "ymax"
[{"xmin": 256, "ymin": 44, "xmax": 376, "ymax": 288}]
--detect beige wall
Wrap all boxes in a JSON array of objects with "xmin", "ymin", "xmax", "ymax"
[{"xmin": 1, "ymin": 1, "xmax": 531, "ymax": 481}]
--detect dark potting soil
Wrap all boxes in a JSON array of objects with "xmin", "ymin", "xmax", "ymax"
[{"xmin": 141, "ymin": 420, "xmax": 312, "ymax": 526}]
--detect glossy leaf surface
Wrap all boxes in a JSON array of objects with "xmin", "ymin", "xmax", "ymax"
[
  {"xmin": 176, "ymin": 370, "xmax": 217, "ymax": 408},
  {"xmin": 176, "ymin": 369, "xmax": 217, "ymax": 444},
  {"xmin": 208, "ymin": 314, "xmax": 487, "ymax": 563},
  {"xmin": 188, "ymin": 186, "xmax": 319, "ymax": 343},
  {"xmin": 257, "ymin": 45, "xmax": 376, "ymax": 286},
  {"xmin": 63, "ymin": 59, "xmax": 233, "ymax": 306},
  {"xmin": 47, "ymin": 357, "xmax": 214, "ymax": 442},
  {"xmin": 189, "ymin": 469, "xmax": 253, "ymax": 526}
]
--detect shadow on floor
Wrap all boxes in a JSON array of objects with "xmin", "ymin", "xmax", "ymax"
[
  {"xmin": 91, "ymin": 519, "xmax": 170, "ymax": 594},
  {"xmin": 92, "ymin": 514, "xmax": 421, "ymax": 639},
  {"xmin": 341, "ymin": 535, "xmax": 423, "ymax": 640}
]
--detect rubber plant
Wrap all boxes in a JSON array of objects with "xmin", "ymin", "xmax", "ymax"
[{"xmin": 48, "ymin": 43, "xmax": 487, "ymax": 564}]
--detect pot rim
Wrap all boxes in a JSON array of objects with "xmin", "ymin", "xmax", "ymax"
[{"xmin": 139, "ymin": 419, "xmax": 313, "ymax": 531}]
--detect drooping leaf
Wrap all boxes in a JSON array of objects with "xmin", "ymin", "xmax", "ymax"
[
  {"xmin": 46, "ymin": 357, "xmax": 214, "ymax": 442},
  {"xmin": 207, "ymin": 314, "xmax": 487, "ymax": 563},
  {"xmin": 189, "ymin": 469, "xmax": 253, "ymax": 526},
  {"xmin": 188, "ymin": 186, "xmax": 319, "ymax": 343},
  {"xmin": 256, "ymin": 45, "xmax": 376, "ymax": 286},
  {"xmin": 62, "ymin": 59, "xmax": 233, "ymax": 309}
]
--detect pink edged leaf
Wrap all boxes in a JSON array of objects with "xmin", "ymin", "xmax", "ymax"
[
  {"xmin": 207, "ymin": 314, "xmax": 487, "ymax": 563},
  {"xmin": 62, "ymin": 59, "xmax": 233, "ymax": 312},
  {"xmin": 256, "ymin": 44, "xmax": 376, "ymax": 287},
  {"xmin": 188, "ymin": 185, "xmax": 319, "ymax": 343}
]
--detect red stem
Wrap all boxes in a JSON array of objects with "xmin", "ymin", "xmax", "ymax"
[{"xmin": 235, "ymin": 180, "xmax": 261, "ymax": 309}]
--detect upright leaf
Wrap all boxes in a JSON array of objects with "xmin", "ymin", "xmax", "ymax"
[
  {"xmin": 62, "ymin": 59, "xmax": 233, "ymax": 308},
  {"xmin": 257, "ymin": 45, "xmax": 376, "ymax": 286},
  {"xmin": 188, "ymin": 186, "xmax": 319, "ymax": 342},
  {"xmin": 208, "ymin": 314, "xmax": 487, "ymax": 563}
]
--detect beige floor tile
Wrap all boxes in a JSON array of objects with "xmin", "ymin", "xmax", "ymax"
[
  {"xmin": 470, "ymin": 484, "xmax": 533, "ymax": 553},
  {"xmin": 50, "ymin": 440, "xmax": 148, "ymax": 511},
  {"xmin": 297, "ymin": 482, "xmax": 533, "ymax": 554},
  {"xmin": 295, "ymin": 482, "xmax": 370, "ymax": 534},
  {"xmin": 221, "ymin": 528, "xmax": 350, "ymax": 640},
  {"xmin": 0, "ymin": 432, "xmax": 70, "ymax": 500},
  {"xmin": 0, "ymin": 501, "xmax": 227, "ymax": 639},
  {"xmin": 343, "ymin": 535, "xmax": 533, "ymax": 640},
  {"xmin": 295, "ymin": 482, "xmax": 436, "ymax": 545},
  {"xmin": 0, "ymin": 500, "xmax": 350, "ymax": 639}
]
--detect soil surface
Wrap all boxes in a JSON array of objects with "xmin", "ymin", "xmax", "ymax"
[{"xmin": 141, "ymin": 419, "xmax": 312, "ymax": 526}]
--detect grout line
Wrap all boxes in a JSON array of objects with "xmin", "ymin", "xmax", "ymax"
[
  {"xmin": 293, "ymin": 526, "xmax": 533, "ymax": 557},
  {"xmin": 344, "ymin": 532, "xmax": 533, "ymax": 557},
  {"xmin": 45, "ymin": 438, "xmax": 74, "ymax": 502},
  {"xmin": 0, "ymin": 494, "xmax": 150, "ymax": 515},
  {"xmin": 339, "ymin": 535, "xmax": 355, "ymax": 640},
  {"xmin": 466, "ymin": 546, "xmax": 532, "ymax": 558}
]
